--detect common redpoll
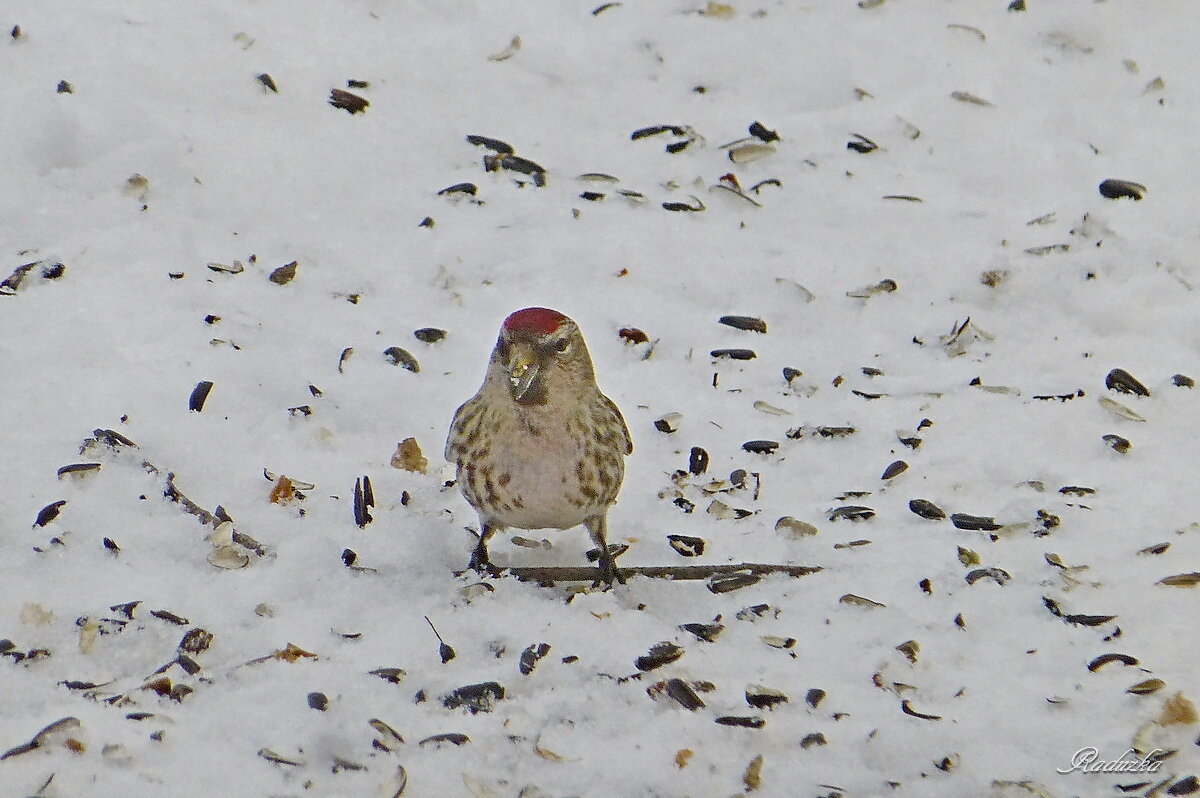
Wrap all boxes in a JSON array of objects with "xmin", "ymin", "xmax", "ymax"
[{"xmin": 445, "ymin": 307, "xmax": 633, "ymax": 586}]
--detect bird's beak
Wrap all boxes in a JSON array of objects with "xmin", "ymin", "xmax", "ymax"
[{"xmin": 507, "ymin": 343, "xmax": 541, "ymax": 402}]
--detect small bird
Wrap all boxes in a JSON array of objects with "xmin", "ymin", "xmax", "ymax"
[{"xmin": 445, "ymin": 307, "xmax": 633, "ymax": 586}]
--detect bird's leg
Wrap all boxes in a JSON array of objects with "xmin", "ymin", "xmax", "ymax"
[
  {"xmin": 468, "ymin": 523, "xmax": 499, "ymax": 575},
  {"xmin": 585, "ymin": 514, "xmax": 625, "ymax": 588}
]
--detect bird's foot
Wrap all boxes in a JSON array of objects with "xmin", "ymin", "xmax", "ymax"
[
  {"xmin": 467, "ymin": 547, "xmax": 502, "ymax": 577},
  {"xmin": 591, "ymin": 552, "xmax": 626, "ymax": 590}
]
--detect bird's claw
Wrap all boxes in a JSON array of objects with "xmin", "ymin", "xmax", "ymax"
[{"xmin": 591, "ymin": 554, "xmax": 626, "ymax": 590}]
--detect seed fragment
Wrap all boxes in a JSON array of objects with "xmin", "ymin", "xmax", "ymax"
[
  {"xmin": 1172, "ymin": 374, "xmax": 1194, "ymax": 388},
  {"xmin": 806, "ymin": 688, "xmax": 826, "ymax": 708},
  {"xmin": 688, "ymin": 446, "xmax": 709, "ymax": 475},
  {"xmin": 800, "ymin": 732, "xmax": 827, "ymax": 749},
  {"xmin": 519, "ymin": 643, "xmax": 551, "ymax": 675},
  {"xmin": 465, "ymin": 135, "xmax": 514, "ymax": 155}
]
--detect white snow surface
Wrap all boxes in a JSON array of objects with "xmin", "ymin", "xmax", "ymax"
[{"xmin": 2, "ymin": 1, "xmax": 1198, "ymax": 796}]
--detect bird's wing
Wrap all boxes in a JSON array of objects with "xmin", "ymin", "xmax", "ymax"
[
  {"xmin": 444, "ymin": 396, "xmax": 480, "ymax": 463},
  {"xmin": 602, "ymin": 393, "xmax": 634, "ymax": 455}
]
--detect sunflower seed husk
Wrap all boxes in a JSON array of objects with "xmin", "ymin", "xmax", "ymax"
[
  {"xmin": 369, "ymin": 667, "xmax": 407, "ymax": 684},
  {"xmin": 486, "ymin": 35, "xmax": 521, "ymax": 62},
  {"xmin": 268, "ymin": 261, "xmax": 298, "ymax": 285},
  {"xmin": 908, "ymin": 499, "xmax": 946, "ymax": 520},
  {"xmin": 1098, "ymin": 179, "xmax": 1146, "ymax": 200},
  {"xmin": 329, "ymin": 88, "xmax": 369, "ymax": 114},
  {"xmin": 207, "ymin": 545, "xmax": 249, "ymax": 569},
  {"xmin": 383, "ymin": 347, "xmax": 420, "ymax": 372},
  {"xmin": 651, "ymin": 678, "xmax": 705, "ymax": 711},
  {"xmin": 901, "ymin": 699, "xmax": 942, "ymax": 720},
  {"xmin": 742, "ymin": 440, "xmax": 779, "ymax": 455},
  {"xmin": 829, "ymin": 505, "xmax": 874, "ymax": 522},
  {"xmin": 1087, "ymin": 653, "xmax": 1139, "ymax": 672},
  {"xmin": 418, "ymin": 733, "xmax": 469, "ymax": 748},
  {"xmin": 635, "ymin": 642, "xmax": 684, "ymax": 671},
  {"xmin": 188, "ymin": 381, "xmax": 213, "ymax": 412},
  {"xmin": 896, "ymin": 640, "xmax": 920, "ymax": 663},
  {"xmin": 743, "ymin": 753, "xmax": 765, "ymax": 790},
  {"xmin": 951, "ymin": 513, "xmax": 1001, "ymax": 531},
  {"xmin": 775, "ymin": 516, "xmax": 818, "ymax": 538},
  {"xmin": 57, "ymin": 462, "xmax": 102, "ymax": 479},
  {"xmin": 679, "ymin": 622, "xmax": 723, "ymax": 643},
  {"xmin": 1128, "ymin": 678, "xmax": 1166, "ymax": 696},
  {"xmin": 950, "ymin": 90, "xmax": 993, "ymax": 106},
  {"xmin": 711, "ymin": 348, "xmax": 756, "ymax": 360},
  {"xmin": 728, "ymin": 143, "xmax": 776, "ymax": 164},
  {"xmin": 715, "ymin": 715, "xmax": 765, "ymax": 729},
  {"xmin": 442, "ymin": 682, "xmax": 505, "ymax": 713},
  {"xmin": 719, "ymin": 315, "xmax": 767, "ymax": 333},
  {"xmin": 761, "ymin": 635, "xmax": 796, "ymax": 649},
  {"xmin": 654, "ymin": 412, "xmax": 683, "ymax": 433},
  {"xmin": 965, "ymin": 567, "xmax": 1011, "ymax": 586},
  {"xmin": 881, "ymin": 460, "xmax": 908, "ymax": 480},
  {"xmin": 1158, "ymin": 572, "xmax": 1200, "ymax": 587},
  {"xmin": 667, "ymin": 534, "xmax": 705, "ymax": 557},
  {"xmin": 800, "ymin": 732, "xmax": 828, "ymax": 749},
  {"xmin": 746, "ymin": 685, "xmax": 789, "ymax": 710},
  {"xmin": 1106, "ymin": 368, "xmax": 1150, "ymax": 396},
  {"xmin": 708, "ymin": 571, "xmax": 762, "ymax": 593},
  {"xmin": 839, "ymin": 593, "xmax": 885, "ymax": 608},
  {"xmin": 1172, "ymin": 374, "xmax": 1194, "ymax": 388},
  {"xmin": 34, "ymin": 500, "xmax": 67, "ymax": 527},
  {"xmin": 1099, "ymin": 396, "xmax": 1146, "ymax": 422},
  {"xmin": 258, "ymin": 747, "xmax": 304, "ymax": 767},
  {"xmin": 465, "ymin": 135, "xmax": 514, "ymax": 155},
  {"xmin": 846, "ymin": 279, "xmax": 898, "ymax": 299},
  {"xmin": 1102, "ymin": 434, "xmax": 1132, "ymax": 453}
]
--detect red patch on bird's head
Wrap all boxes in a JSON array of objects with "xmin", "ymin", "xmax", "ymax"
[{"xmin": 502, "ymin": 307, "xmax": 568, "ymax": 336}]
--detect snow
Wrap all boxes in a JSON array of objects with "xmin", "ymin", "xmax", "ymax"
[{"xmin": 2, "ymin": 1, "xmax": 1198, "ymax": 796}]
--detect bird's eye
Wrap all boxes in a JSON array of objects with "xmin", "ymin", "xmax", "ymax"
[{"xmin": 553, "ymin": 338, "xmax": 570, "ymax": 353}]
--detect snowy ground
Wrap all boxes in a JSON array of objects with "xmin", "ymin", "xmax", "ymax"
[{"xmin": 2, "ymin": 1, "xmax": 1198, "ymax": 796}]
